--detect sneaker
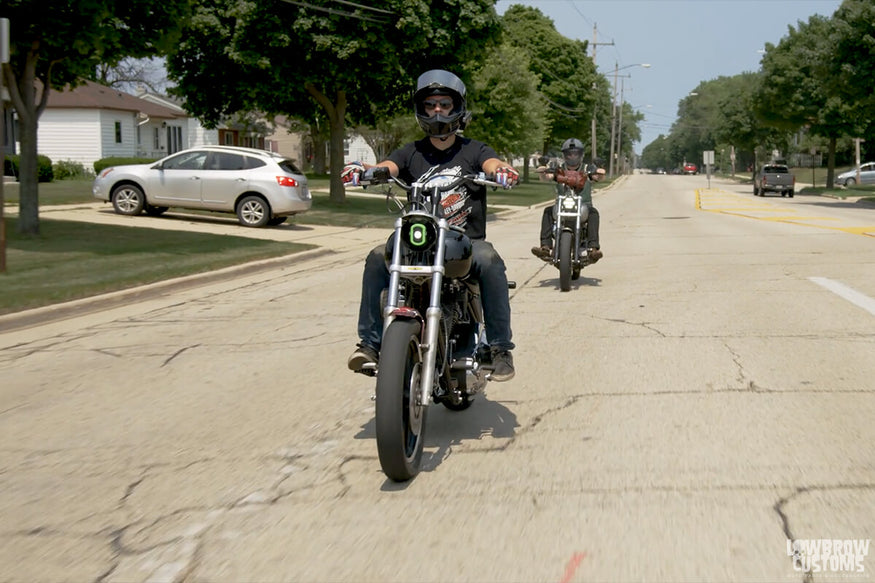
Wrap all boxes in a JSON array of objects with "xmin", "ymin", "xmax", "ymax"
[
  {"xmin": 348, "ymin": 343, "xmax": 378, "ymax": 372},
  {"xmin": 588, "ymin": 248, "xmax": 603, "ymax": 262},
  {"xmin": 489, "ymin": 350, "xmax": 515, "ymax": 382},
  {"xmin": 531, "ymin": 245, "xmax": 552, "ymax": 260}
]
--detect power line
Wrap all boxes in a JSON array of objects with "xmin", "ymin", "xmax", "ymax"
[
  {"xmin": 331, "ymin": 0, "xmax": 394, "ymax": 15},
  {"xmin": 277, "ymin": 0, "xmax": 391, "ymax": 23}
]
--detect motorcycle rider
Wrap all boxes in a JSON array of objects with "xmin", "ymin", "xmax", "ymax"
[
  {"xmin": 531, "ymin": 138, "xmax": 604, "ymax": 262},
  {"xmin": 342, "ymin": 69, "xmax": 520, "ymax": 381}
]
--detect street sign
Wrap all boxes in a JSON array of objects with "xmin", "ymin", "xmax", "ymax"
[{"xmin": 703, "ymin": 150, "xmax": 715, "ymax": 165}]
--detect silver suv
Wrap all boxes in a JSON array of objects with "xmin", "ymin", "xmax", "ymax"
[
  {"xmin": 834, "ymin": 162, "xmax": 875, "ymax": 187},
  {"xmin": 93, "ymin": 146, "xmax": 311, "ymax": 227}
]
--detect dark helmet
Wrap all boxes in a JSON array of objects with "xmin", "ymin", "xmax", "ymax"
[
  {"xmin": 561, "ymin": 138, "xmax": 585, "ymax": 169},
  {"xmin": 413, "ymin": 69, "xmax": 472, "ymax": 138}
]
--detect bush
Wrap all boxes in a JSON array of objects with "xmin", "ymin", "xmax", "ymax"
[
  {"xmin": 4, "ymin": 154, "xmax": 54, "ymax": 182},
  {"xmin": 94, "ymin": 156, "xmax": 160, "ymax": 174},
  {"xmin": 53, "ymin": 159, "xmax": 94, "ymax": 180}
]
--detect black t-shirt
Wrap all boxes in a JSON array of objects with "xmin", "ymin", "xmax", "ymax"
[{"xmin": 387, "ymin": 137, "xmax": 498, "ymax": 240}]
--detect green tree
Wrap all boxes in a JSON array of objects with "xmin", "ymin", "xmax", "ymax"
[
  {"xmin": 826, "ymin": 0, "xmax": 875, "ymax": 161},
  {"xmin": 709, "ymin": 73, "xmax": 788, "ymax": 175},
  {"xmin": 166, "ymin": 0, "xmax": 501, "ymax": 203},
  {"xmin": 499, "ymin": 5, "xmax": 605, "ymax": 158},
  {"xmin": 756, "ymin": 13, "xmax": 857, "ymax": 185},
  {"xmin": 1, "ymin": 0, "xmax": 190, "ymax": 235},
  {"xmin": 355, "ymin": 115, "xmax": 420, "ymax": 164},
  {"xmin": 466, "ymin": 43, "xmax": 547, "ymax": 176}
]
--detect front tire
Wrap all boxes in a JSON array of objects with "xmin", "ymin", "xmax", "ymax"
[
  {"xmin": 558, "ymin": 230, "xmax": 572, "ymax": 292},
  {"xmin": 375, "ymin": 319, "xmax": 427, "ymax": 481},
  {"xmin": 236, "ymin": 195, "xmax": 271, "ymax": 227},
  {"xmin": 111, "ymin": 184, "xmax": 145, "ymax": 216},
  {"xmin": 845, "ymin": 178, "xmax": 856, "ymax": 187}
]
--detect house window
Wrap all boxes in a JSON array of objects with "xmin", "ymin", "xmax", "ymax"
[
  {"xmin": 114, "ymin": 121, "xmax": 122, "ymax": 144},
  {"xmin": 343, "ymin": 139, "xmax": 349, "ymax": 156},
  {"xmin": 154, "ymin": 128, "xmax": 160, "ymax": 150},
  {"xmin": 224, "ymin": 132, "xmax": 234, "ymax": 145}
]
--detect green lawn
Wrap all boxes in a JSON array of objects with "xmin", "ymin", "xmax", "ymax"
[{"xmin": 0, "ymin": 219, "xmax": 312, "ymax": 315}]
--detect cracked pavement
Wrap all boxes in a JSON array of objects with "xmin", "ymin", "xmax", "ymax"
[{"xmin": 1, "ymin": 175, "xmax": 874, "ymax": 582}]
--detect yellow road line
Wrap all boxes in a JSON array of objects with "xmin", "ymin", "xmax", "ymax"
[{"xmin": 695, "ymin": 188, "xmax": 875, "ymax": 237}]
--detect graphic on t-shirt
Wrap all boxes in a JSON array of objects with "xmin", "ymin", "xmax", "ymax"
[{"xmin": 423, "ymin": 166, "xmax": 471, "ymax": 229}]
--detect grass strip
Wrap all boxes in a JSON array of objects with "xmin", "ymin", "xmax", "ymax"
[{"xmin": 0, "ymin": 219, "xmax": 310, "ymax": 315}]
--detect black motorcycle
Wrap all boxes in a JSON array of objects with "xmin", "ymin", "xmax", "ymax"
[
  {"xmin": 539, "ymin": 164, "xmax": 600, "ymax": 292},
  {"xmin": 352, "ymin": 166, "xmax": 513, "ymax": 481}
]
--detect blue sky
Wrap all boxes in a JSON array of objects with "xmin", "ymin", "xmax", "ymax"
[{"xmin": 495, "ymin": 0, "xmax": 843, "ymax": 151}]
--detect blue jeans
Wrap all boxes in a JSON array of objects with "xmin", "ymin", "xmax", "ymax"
[{"xmin": 356, "ymin": 239, "xmax": 514, "ymax": 352}]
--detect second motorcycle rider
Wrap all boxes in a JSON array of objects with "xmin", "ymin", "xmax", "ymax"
[{"xmin": 532, "ymin": 138, "xmax": 604, "ymax": 262}]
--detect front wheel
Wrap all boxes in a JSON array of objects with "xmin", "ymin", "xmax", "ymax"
[
  {"xmin": 845, "ymin": 178, "xmax": 856, "ymax": 187},
  {"xmin": 558, "ymin": 230, "xmax": 572, "ymax": 292},
  {"xmin": 111, "ymin": 184, "xmax": 145, "ymax": 216},
  {"xmin": 375, "ymin": 318, "xmax": 427, "ymax": 481}
]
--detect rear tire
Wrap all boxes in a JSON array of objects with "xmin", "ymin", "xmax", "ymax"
[
  {"xmin": 558, "ymin": 231, "xmax": 572, "ymax": 292},
  {"xmin": 375, "ymin": 318, "xmax": 427, "ymax": 481},
  {"xmin": 236, "ymin": 195, "xmax": 271, "ymax": 227}
]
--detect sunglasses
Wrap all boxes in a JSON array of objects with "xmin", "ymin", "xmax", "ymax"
[{"xmin": 423, "ymin": 99, "xmax": 454, "ymax": 110}]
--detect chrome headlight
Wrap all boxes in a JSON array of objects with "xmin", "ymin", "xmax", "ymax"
[{"xmin": 561, "ymin": 196, "xmax": 578, "ymax": 211}]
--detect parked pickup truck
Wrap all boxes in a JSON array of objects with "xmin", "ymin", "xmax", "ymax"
[{"xmin": 753, "ymin": 164, "xmax": 795, "ymax": 197}]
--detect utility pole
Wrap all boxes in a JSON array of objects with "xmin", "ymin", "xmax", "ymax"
[
  {"xmin": 590, "ymin": 24, "xmax": 613, "ymax": 163},
  {"xmin": 1, "ymin": 17, "xmax": 10, "ymax": 274}
]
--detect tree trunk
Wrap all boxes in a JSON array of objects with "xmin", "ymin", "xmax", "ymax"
[
  {"xmin": 826, "ymin": 135, "xmax": 836, "ymax": 188},
  {"xmin": 4, "ymin": 49, "xmax": 45, "ymax": 236},
  {"xmin": 328, "ymin": 113, "xmax": 346, "ymax": 204},
  {"xmin": 17, "ymin": 113, "xmax": 40, "ymax": 236},
  {"xmin": 305, "ymin": 82, "xmax": 347, "ymax": 203},
  {"xmin": 310, "ymin": 127, "xmax": 327, "ymax": 174}
]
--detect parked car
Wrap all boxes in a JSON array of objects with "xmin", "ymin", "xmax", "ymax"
[
  {"xmin": 683, "ymin": 163, "xmax": 698, "ymax": 175},
  {"xmin": 754, "ymin": 163, "xmax": 795, "ymax": 197},
  {"xmin": 93, "ymin": 146, "xmax": 312, "ymax": 227},
  {"xmin": 834, "ymin": 162, "xmax": 875, "ymax": 187}
]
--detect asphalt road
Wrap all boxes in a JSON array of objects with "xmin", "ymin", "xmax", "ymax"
[{"xmin": 2, "ymin": 175, "xmax": 874, "ymax": 583}]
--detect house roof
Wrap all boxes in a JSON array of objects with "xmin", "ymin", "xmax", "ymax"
[{"xmin": 46, "ymin": 80, "xmax": 183, "ymax": 119}]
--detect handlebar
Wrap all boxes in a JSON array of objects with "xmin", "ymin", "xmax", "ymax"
[{"xmin": 360, "ymin": 167, "xmax": 509, "ymax": 191}]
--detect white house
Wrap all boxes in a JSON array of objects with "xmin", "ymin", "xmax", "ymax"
[
  {"xmin": 30, "ymin": 80, "xmax": 375, "ymax": 174},
  {"xmin": 344, "ymin": 134, "xmax": 377, "ymax": 165},
  {"xmin": 39, "ymin": 80, "xmax": 187, "ymax": 172},
  {"xmin": 37, "ymin": 81, "xmax": 276, "ymax": 173}
]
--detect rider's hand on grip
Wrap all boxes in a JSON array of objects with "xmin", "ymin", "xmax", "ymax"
[
  {"xmin": 494, "ymin": 166, "xmax": 519, "ymax": 188},
  {"xmin": 341, "ymin": 161, "xmax": 365, "ymax": 186},
  {"xmin": 363, "ymin": 166, "xmax": 390, "ymax": 184}
]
